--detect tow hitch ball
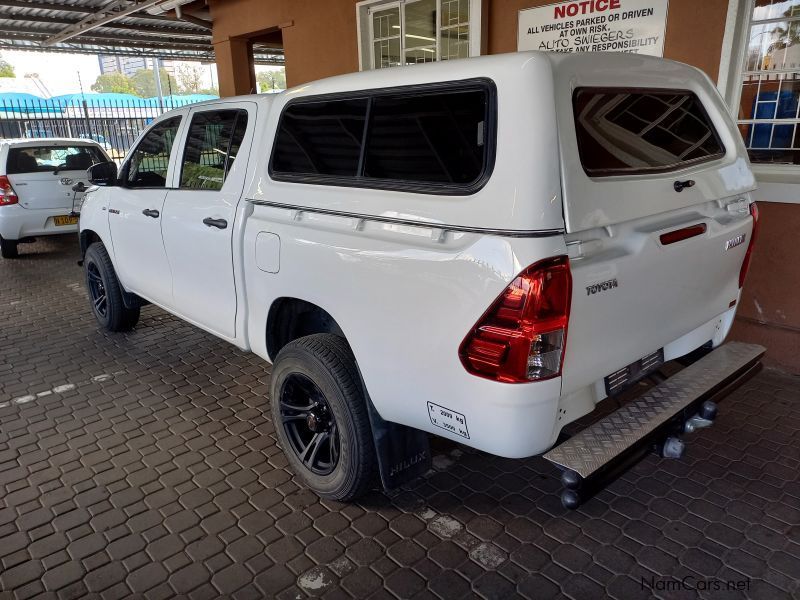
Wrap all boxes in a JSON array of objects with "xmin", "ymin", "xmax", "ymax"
[
  {"xmin": 683, "ymin": 400, "xmax": 718, "ymax": 434},
  {"xmin": 662, "ymin": 400, "xmax": 718, "ymax": 459}
]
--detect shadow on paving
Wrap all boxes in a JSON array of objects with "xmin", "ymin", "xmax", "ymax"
[{"xmin": 1, "ymin": 236, "xmax": 799, "ymax": 599}]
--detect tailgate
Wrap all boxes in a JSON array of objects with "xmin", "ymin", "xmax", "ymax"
[
  {"xmin": 6, "ymin": 144, "xmax": 102, "ymax": 210},
  {"xmin": 561, "ymin": 199, "xmax": 754, "ymax": 395},
  {"xmin": 9, "ymin": 170, "xmax": 88, "ymax": 211},
  {"xmin": 547, "ymin": 53, "xmax": 758, "ymax": 396}
]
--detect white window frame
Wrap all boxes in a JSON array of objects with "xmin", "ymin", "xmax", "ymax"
[
  {"xmin": 356, "ymin": 0, "xmax": 482, "ymax": 71},
  {"xmin": 719, "ymin": 0, "xmax": 800, "ymax": 201},
  {"xmin": 368, "ymin": 1, "xmax": 404, "ymax": 69}
]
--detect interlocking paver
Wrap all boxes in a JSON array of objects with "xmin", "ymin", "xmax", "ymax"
[{"xmin": 1, "ymin": 235, "xmax": 799, "ymax": 599}]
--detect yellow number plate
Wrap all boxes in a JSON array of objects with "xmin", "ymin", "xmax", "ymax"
[{"xmin": 53, "ymin": 215, "xmax": 79, "ymax": 226}]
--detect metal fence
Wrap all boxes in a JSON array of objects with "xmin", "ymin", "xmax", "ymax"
[{"xmin": 0, "ymin": 95, "xmax": 215, "ymax": 159}]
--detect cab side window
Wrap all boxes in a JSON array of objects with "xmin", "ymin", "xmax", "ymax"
[
  {"xmin": 125, "ymin": 116, "xmax": 182, "ymax": 188},
  {"xmin": 179, "ymin": 110, "xmax": 248, "ymax": 191}
]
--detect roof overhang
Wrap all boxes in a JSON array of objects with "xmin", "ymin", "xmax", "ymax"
[{"xmin": 0, "ymin": 0, "xmax": 284, "ymax": 65}]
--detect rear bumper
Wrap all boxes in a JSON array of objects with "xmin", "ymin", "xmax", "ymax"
[
  {"xmin": 543, "ymin": 341, "xmax": 765, "ymax": 507},
  {"xmin": 0, "ymin": 204, "xmax": 78, "ymax": 239}
]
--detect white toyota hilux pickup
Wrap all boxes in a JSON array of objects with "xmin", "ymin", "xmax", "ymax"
[{"xmin": 79, "ymin": 52, "xmax": 764, "ymax": 507}]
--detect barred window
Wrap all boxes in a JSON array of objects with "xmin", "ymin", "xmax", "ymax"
[
  {"xmin": 359, "ymin": 0, "xmax": 474, "ymax": 70},
  {"xmin": 738, "ymin": 1, "xmax": 800, "ymax": 164}
]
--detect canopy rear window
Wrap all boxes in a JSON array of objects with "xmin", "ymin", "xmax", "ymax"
[{"xmin": 573, "ymin": 88, "xmax": 725, "ymax": 177}]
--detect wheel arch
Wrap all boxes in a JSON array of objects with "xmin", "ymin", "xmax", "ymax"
[
  {"xmin": 79, "ymin": 229, "xmax": 103, "ymax": 259},
  {"xmin": 266, "ymin": 297, "xmax": 345, "ymax": 361}
]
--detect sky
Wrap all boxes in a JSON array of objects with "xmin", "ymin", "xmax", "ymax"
[
  {"xmin": 2, "ymin": 50, "xmax": 101, "ymax": 96},
  {"xmin": 1, "ymin": 49, "xmax": 285, "ymax": 97}
]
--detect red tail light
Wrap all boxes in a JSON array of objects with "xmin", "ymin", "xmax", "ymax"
[
  {"xmin": 459, "ymin": 256, "xmax": 572, "ymax": 383},
  {"xmin": 739, "ymin": 202, "xmax": 759, "ymax": 288},
  {"xmin": 0, "ymin": 175, "xmax": 18, "ymax": 206}
]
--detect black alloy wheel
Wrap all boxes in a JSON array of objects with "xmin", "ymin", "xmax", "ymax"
[
  {"xmin": 279, "ymin": 373, "xmax": 340, "ymax": 476},
  {"xmin": 86, "ymin": 261, "xmax": 108, "ymax": 318},
  {"xmin": 269, "ymin": 334, "xmax": 376, "ymax": 501},
  {"xmin": 83, "ymin": 242, "xmax": 140, "ymax": 331}
]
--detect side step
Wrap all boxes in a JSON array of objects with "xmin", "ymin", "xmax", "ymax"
[{"xmin": 544, "ymin": 341, "xmax": 765, "ymax": 509}]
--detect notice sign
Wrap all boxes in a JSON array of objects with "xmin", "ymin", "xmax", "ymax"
[{"xmin": 518, "ymin": 0, "xmax": 669, "ymax": 57}]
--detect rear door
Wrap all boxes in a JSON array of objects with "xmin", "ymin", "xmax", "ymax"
[
  {"xmin": 7, "ymin": 143, "xmax": 107, "ymax": 211},
  {"xmin": 549, "ymin": 54, "xmax": 758, "ymax": 396},
  {"xmin": 161, "ymin": 104, "xmax": 254, "ymax": 339}
]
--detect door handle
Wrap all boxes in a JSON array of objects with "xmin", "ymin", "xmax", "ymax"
[
  {"xmin": 142, "ymin": 209, "xmax": 160, "ymax": 218},
  {"xmin": 203, "ymin": 217, "xmax": 228, "ymax": 229}
]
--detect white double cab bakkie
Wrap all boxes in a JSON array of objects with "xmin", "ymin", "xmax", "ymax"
[
  {"xmin": 79, "ymin": 51, "xmax": 765, "ymax": 507},
  {"xmin": 0, "ymin": 138, "xmax": 109, "ymax": 258}
]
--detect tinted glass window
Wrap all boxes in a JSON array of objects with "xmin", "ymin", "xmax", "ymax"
[
  {"xmin": 271, "ymin": 99, "xmax": 367, "ymax": 176},
  {"xmin": 573, "ymin": 89, "xmax": 725, "ymax": 177},
  {"xmin": 364, "ymin": 89, "xmax": 487, "ymax": 184},
  {"xmin": 180, "ymin": 110, "xmax": 248, "ymax": 191},
  {"xmin": 125, "ymin": 116, "xmax": 182, "ymax": 188},
  {"xmin": 7, "ymin": 145, "xmax": 106, "ymax": 174}
]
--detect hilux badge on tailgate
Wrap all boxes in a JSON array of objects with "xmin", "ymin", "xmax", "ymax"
[
  {"xmin": 586, "ymin": 278, "xmax": 618, "ymax": 296},
  {"xmin": 725, "ymin": 234, "xmax": 746, "ymax": 250}
]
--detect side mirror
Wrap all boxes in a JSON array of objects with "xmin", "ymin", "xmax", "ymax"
[{"xmin": 87, "ymin": 161, "xmax": 118, "ymax": 186}]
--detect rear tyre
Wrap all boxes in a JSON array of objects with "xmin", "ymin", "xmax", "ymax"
[
  {"xmin": 0, "ymin": 237, "xmax": 19, "ymax": 259},
  {"xmin": 84, "ymin": 242, "xmax": 140, "ymax": 332},
  {"xmin": 270, "ymin": 334, "xmax": 376, "ymax": 501}
]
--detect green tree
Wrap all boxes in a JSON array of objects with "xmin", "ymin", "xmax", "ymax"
[
  {"xmin": 256, "ymin": 69, "xmax": 286, "ymax": 93},
  {"xmin": 0, "ymin": 55, "xmax": 15, "ymax": 78},
  {"xmin": 91, "ymin": 72, "xmax": 136, "ymax": 94},
  {"xmin": 129, "ymin": 68, "xmax": 178, "ymax": 98},
  {"xmin": 176, "ymin": 63, "xmax": 204, "ymax": 94}
]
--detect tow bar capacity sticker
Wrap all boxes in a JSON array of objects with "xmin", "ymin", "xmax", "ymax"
[{"xmin": 427, "ymin": 402, "xmax": 470, "ymax": 439}]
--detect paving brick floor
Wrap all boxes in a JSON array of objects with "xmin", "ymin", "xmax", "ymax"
[{"xmin": 1, "ymin": 235, "xmax": 799, "ymax": 600}]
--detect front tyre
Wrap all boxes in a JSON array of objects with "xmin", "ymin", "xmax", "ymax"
[
  {"xmin": 270, "ymin": 334, "xmax": 376, "ymax": 501},
  {"xmin": 0, "ymin": 237, "xmax": 18, "ymax": 259},
  {"xmin": 84, "ymin": 242, "xmax": 140, "ymax": 332}
]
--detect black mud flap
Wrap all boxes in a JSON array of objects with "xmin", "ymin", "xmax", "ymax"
[
  {"xmin": 121, "ymin": 290, "xmax": 148, "ymax": 310},
  {"xmin": 366, "ymin": 396, "xmax": 431, "ymax": 490}
]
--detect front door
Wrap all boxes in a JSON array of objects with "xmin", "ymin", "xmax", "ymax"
[
  {"xmin": 161, "ymin": 105, "xmax": 254, "ymax": 339},
  {"xmin": 108, "ymin": 115, "xmax": 183, "ymax": 306}
]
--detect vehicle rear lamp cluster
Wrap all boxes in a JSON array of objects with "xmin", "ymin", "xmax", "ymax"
[
  {"xmin": 739, "ymin": 202, "xmax": 759, "ymax": 289},
  {"xmin": 460, "ymin": 256, "xmax": 572, "ymax": 383},
  {"xmin": 0, "ymin": 176, "xmax": 18, "ymax": 205}
]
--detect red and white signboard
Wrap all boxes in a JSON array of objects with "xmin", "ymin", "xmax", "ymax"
[{"xmin": 518, "ymin": 0, "xmax": 669, "ymax": 57}]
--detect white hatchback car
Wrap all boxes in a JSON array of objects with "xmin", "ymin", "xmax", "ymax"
[{"xmin": 0, "ymin": 138, "xmax": 110, "ymax": 258}]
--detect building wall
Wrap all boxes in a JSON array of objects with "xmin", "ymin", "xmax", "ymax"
[
  {"xmin": 209, "ymin": 0, "xmax": 800, "ymax": 373},
  {"xmin": 209, "ymin": 0, "xmax": 361, "ymax": 92},
  {"xmin": 730, "ymin": 202, "xmax": 800, "ymax": 373}
]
